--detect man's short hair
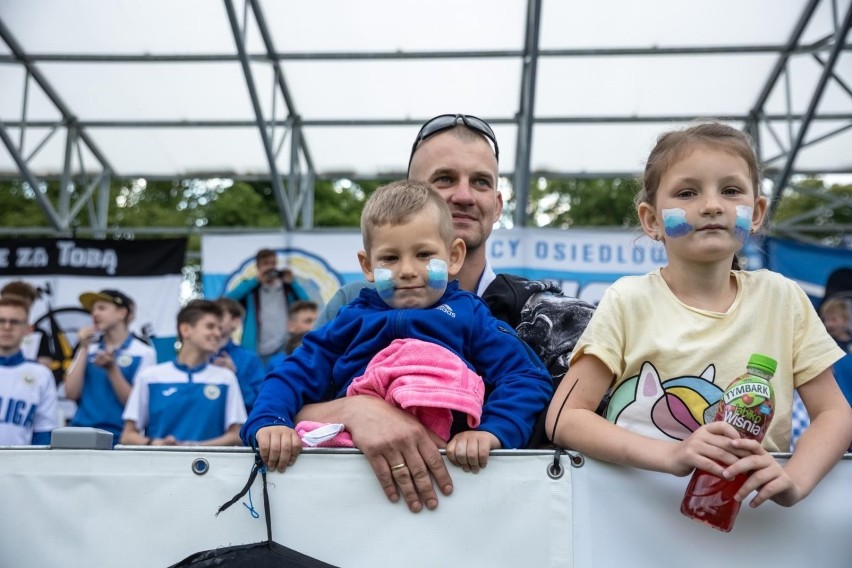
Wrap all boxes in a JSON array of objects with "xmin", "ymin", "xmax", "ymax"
[
  {"xmin": 177, "ymin": 300, "xmax": 222, "ymax": 338},
  {"xmin": 0, "ymin": 281, "xmax": 39, "ymax": 308},
  {"xmin": 255, "ymin": 248, "xmax": 276, "ymax": 264},
  {"xmin": 288, "ymin": 300, "xmax": 318, "ymax": 319},
  {"xmin": 215, "ymin": 297, "xmax": 245, "ymax": 319},
  {"xmin": 360, "ymin": 180, "xmax": 455, "ymax": 252},
  {"xmin": 0, "ymin": 294, "xmax": 31, "ymax": 315}
]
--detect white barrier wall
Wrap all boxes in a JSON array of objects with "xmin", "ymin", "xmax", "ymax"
[{"xmin": 0, "ymin": 448, "xmax": 849, "ymax": 567}]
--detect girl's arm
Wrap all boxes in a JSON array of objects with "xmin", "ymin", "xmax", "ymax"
[
  {"xmin": 727, "ymin": 368, "xmax": 852, "ymax": 508},
  {"xmin": 546, "ymin": 354, "xmax": 743, "ymax": 478}
]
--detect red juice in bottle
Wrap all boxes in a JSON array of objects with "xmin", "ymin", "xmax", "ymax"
[{"xmin": 680, "ymin": 353, "xmax": 777, "ymax": 532}]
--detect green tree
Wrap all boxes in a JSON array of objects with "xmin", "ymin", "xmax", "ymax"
[
  {"xmin": 519, "ymin": 177, "xmax": 639, "ymax": 228},
  {"xmin": 0, "ymin": 180, "xmax": 60, "ymax": 230},
  {"xmin": 771, "ymin": 178, "xmax": 852, "ymax": 245}
]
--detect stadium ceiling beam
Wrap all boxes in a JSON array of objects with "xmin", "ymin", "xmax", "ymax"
[
  {"xmin": 768, "ymin": 0, "xmax": 852, "ymax": 220},
  {"xmin": 0, "ymin": 120, "xmax": 64, "ymax": 231},
  {"xmin": 0, "ymin": 18, "xmax": 114, "ymax": 235},
  {"xmin": 6, "ymin": 113, "xmax": 852, "ymax": 129},
  {"xmin": 223, "ymin": 0, "xmax": 294, "ymax": 231},
  {"xmin": 512, "ymin": 0, "xmax": 542, "ymax": 228},
  {"xmin": 2, "ymin": 44, "xmax": 851, "ymax": 63},
  {"xmin": 746, "ymin": 0, "xmax": 821, "ymax": 154},
  {"xmin": 3, "ymin": 166, "xmax": 852, "ymax": 184},
  {"xmin": 249, "ymin": 0, "xmax": 316, "ymax": 229}
]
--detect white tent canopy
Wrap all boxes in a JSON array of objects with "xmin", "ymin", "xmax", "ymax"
[{"xmin": 0, "ymin": 0, "xmax": 850, "ymax": 231}]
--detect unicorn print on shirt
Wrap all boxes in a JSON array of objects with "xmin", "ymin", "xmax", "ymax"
[{"xmin": 605, "ymin": 361, "xmax": 724, "ymax": 441}]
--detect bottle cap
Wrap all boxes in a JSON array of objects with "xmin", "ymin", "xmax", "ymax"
[{"xmin": 747, "ymin": 353, "xmax": 777, "ymax": 375}]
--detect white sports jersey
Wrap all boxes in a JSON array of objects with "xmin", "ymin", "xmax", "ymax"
[
  {"xmin": 0, "ymin": 352, "xmax": 59, "ymax": 445},
  {"xmin": 123, "ymin": 361, "xmax": 246, "ymax": 443}
]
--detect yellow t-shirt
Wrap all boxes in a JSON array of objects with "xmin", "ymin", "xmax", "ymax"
[{"xmin": 572, "ymin": 268, "xmax": 844, "ymax": 452}]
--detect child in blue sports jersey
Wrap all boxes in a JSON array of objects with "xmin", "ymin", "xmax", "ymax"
[
  {"xmin": 0, "ymin": 295, "xmax": 59, "ymax": 445},
  {"xmin": 212, "ymin": 297, "xmax": 265, "ymax": 412},
  {"xmin": 120, "ymin": 300, "xmax": 246, "ymax": 446},
  {"xmin": 242, "ymin": 180, "xmax": 553, "ymax": 482},
  {"xmin": 65, "ymin": 289, "xmax": 156, "ymax": 443}
]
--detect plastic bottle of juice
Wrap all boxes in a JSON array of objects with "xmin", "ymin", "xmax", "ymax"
[{"xmin": 680, "ymin": 353, "xmax": 777, "ymax": 532}]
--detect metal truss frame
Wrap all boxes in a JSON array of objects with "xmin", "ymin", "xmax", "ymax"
[{"xmin": 0, "ymin": 0, "xmax": 850, "ymax": 235}]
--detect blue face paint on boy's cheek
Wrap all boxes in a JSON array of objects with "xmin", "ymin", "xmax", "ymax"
[
  {"xmin": 373, "ymin": 268, "xmax": 395, "ymax": 300},
  {"xmin": 427, "ymin": 259, "xmax": 448, "ymax": 291},
  {"xmin": 661, "ymin": 208, "xmax": 693, "ymax": 238},
  {"xmin": 735, "ymin": 205, "xmax": 753, "ymax": 241}
]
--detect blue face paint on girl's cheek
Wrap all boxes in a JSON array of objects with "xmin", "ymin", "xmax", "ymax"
[
  {"xmin": 735, "ymin": 205, "xmax": 753, "ymax": 241},
  {"xmin": 427, "ymin": 259, "xmax": 448, "ymax": 291},
  {"xmin": 373, "ymin": 268, "xmax": 395, "ymax": 300},
  {"xmin": 661, "ymin": 208, "xmax": 693, "ymax": 238}
]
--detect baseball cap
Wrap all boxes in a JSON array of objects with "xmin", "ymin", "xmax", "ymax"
[{"xmin": 79, "ymin": 289, "xmax": 134, "ymax": 312}]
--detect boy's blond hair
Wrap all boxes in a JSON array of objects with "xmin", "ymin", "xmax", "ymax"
[{"xmin": 360, "ymin": 180, "xmax": 454, "ymax": 253}]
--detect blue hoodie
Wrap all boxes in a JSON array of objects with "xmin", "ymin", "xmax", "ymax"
[{"xmin": 241, "ymin": 281, "xmax": 552, "ymax": 449}]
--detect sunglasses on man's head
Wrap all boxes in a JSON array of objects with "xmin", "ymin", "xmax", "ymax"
[{"xmin": 407, "ymin": 114, "xmax": 500, "ymax": 171}]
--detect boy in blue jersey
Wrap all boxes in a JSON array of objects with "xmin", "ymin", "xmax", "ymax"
[
  {"xmin": 0, "ymin": 295, "xmax": 59, "ymax": 445},
  {"xmin": 213, "ymin": 297, "xmax": 265, "ymax": 412},
  {"xmin": 120, "ymin": 300, "xmax": 246, "ymax": 446},
  {"xmin": 66, "ymin": 289, "xmax": 156, "ymax": 443},
  {"xmin": 243, "ymin": 180, "xmax": 553, "ymax": 479}
]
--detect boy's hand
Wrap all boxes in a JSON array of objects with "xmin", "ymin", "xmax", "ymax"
[
  {"xmin": 256, "ymin": 425, "xmax": 302, "ymax": 473},
  {"xmin": 447, "ymin": 431, "xmax": 501, "ymax": 473},
  {"xmin": 93, "ymin": 349, "xmax": 115, "ymax": 369},
  {"xmin": 77, "ymin": 326, "xmax": 96, "ymax": 347},
  {"xmin": 212, "ymin": 351, "xmax": 236, "ymax": 373}
]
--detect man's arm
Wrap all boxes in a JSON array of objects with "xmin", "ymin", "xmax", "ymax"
[{"xmin": 224, "ymin": 277, "xmax": 259, "ymax": 302}]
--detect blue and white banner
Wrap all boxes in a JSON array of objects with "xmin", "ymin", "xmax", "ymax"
[
  {"xmin": 202, "ymin": 231, "xmax": 851, "ymax": 309},
  {"xmin": 201, "ymin": 229, "xmax": 668, "ymax": 306},
  {"xmin": 766, "ymin": 237, "xmax": 852, "ymax": 305}
]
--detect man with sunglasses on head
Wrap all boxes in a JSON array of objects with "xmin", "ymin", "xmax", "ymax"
[{"xmin": 302, "ymin": 114, "xmax": 595, "ymax": 513}]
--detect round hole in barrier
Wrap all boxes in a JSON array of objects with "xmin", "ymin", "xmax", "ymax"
[{"xmin": 192, "ymin": 458, "xmax": 210, "ymax": 476}]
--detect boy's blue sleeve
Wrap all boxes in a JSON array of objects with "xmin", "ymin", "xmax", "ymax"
[
  {"xmin": 237, "ymin": 350, "xmax": 266, "ymax": 410},
  {"xmin": 239, "ymin": 320, "xmax": 346, "ymax": 446},
  {"xmin": 465, "ymin": 299, "xmax": 553, "ymax": 449}
]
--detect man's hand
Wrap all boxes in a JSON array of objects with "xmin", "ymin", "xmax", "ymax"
[
  {"xmin": 256, "ymin": 425, "xmax": 303, "ymax": 473},
  {"xmin": 447, "ymin": 430, "xmax": 501, "ymax": 473},
  {"xmin": 338, "ymin": 396, "xmax": 453, "ymax": 513}
]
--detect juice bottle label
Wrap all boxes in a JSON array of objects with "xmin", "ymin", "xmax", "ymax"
[{"xmin": 717, "ymin": 378, "xmax": 774, "ymax": 440}]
